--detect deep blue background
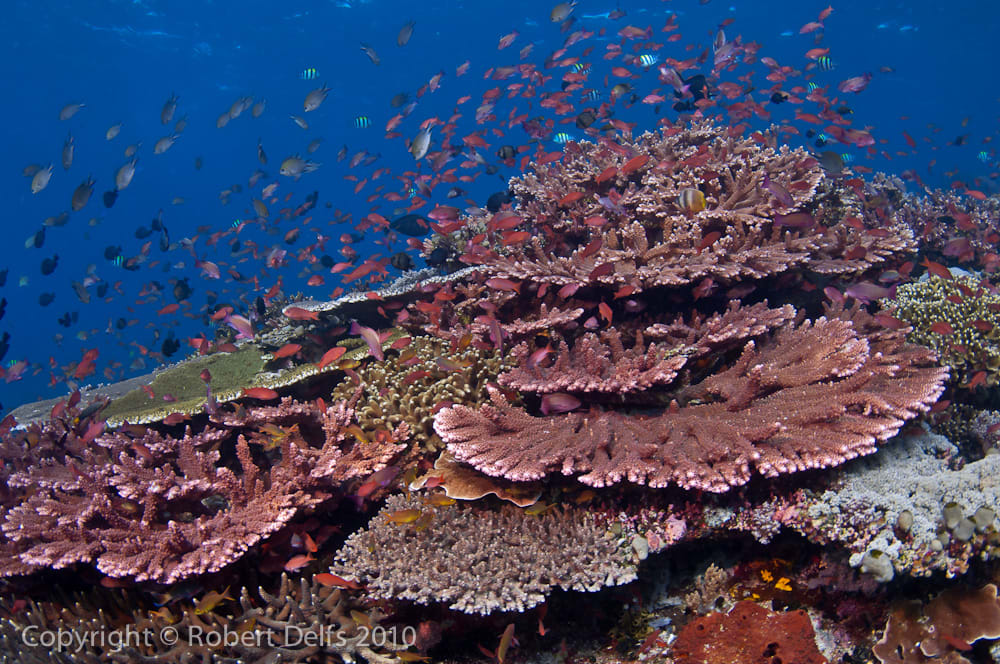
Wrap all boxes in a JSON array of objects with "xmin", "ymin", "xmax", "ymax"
[{"xmin": 1, "ymin": 0, "xmax": 997, "ymax": 411}]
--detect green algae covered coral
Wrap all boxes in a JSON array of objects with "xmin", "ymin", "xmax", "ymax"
[
  {"xmin": 102, "ymin": 346, "xmax": 268, "ymax": 425},
  {"xmin": 885, "ymin": 274, "xmax": 1000, "ymax": 386}
]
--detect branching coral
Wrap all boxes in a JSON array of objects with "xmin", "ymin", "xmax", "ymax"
[
  {"xmin": 332, "ymin": 493, "xmax": 637, "ymax": 614},
  {"xmin": 1, "ymin": 397, "xmax": 405, "ymax": 582}
]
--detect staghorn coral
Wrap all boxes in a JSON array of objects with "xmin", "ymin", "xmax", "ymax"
[
  {"xmin": 332, "ymin": 493, "xmax": 637, "ymax": 615},
  {"xmin": 882, "ymin": 273, "xmax": 1000, "ymax": 386},
  {"xmin": 671, "ymin": 600, "xmax": 828, "ymax": 664},
  {"xmin": 436, "ymin": 313, "xmax": 946, "ymax": 492},
  {"xmin": 873, "ymin": 583, "xmax": 1000, "ymax": 664},
  {"xmin": 1, "ymin": 397, "xmax": 405, "ymax": 582},
  {"xmin": 329, "ymin": 335, "xmax": 507, "ymax": 451}
]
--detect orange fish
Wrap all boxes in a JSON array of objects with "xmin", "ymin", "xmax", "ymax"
[
  {"xmin": 315, "ymin": 573, "xmax": 364, "ymax": 589},
  {"xmin": 316, "ymin": 346, "xmax": 348, "ymax": 369},
  {"xmin": 243, "ymin": 387, "xmax": 279, "ymax": 400},
  {"xmin": 273, "ymin": 343, "xmax": 302, "ymax": 359},
  {"xmin": 928, "ymin": 321, "xmax": 954, "ymax": 335},
  {"xmin": 284, "ymin": 553, "xmax": 314, "ymax": 572}
]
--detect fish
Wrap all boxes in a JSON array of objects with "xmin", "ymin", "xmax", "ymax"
[
  {"xmin": 71, "ymin": 176, "xmax": 96, "ymax": 211},
  {"xmin": 103, "ymin": 190, "xmax": 118, "ymax": 208},
  {"xmin": 304, "ymin": 85, "xmax": 330, "ymax": 112},
  {"xmin": 61, "ymin": 134, "xmax": 74, "ymax": 170},
  {"xmin": 31, "ymin": 165, "xmax": 54, "ymax": 194},
  {"xmin": 816, "ymin": 150, "xmax": 845, "ymax": 173},
  {"xmin": 410, "ymin": 127, "xmax": 432, "ymax": 160},
  {"xmin": 257, "ymin": 139, "xmax": 267, "ymax": 165},
  {"xmin": 354, "ymin": 116, "xmax": 371, "ymax": 129},
  {"xmin": 359, "ymin": 42, "xmax": 380, "ymax": 65},
  {"xmin": 553, "ymin": 132, "xmax": 573, "ymax": 144},
  {"xmin": 115, "ymin": 158, "xmax": 138, "ymax": 190},
  {"xmin": 251, "ymin": 99, "xmax": 266, "ymax": 117},
  {"xmin": 838, "ymin": 73, "xmax": 872, "ymax": 93},
  {"xmin": 397, "ymin": 20, "xmax": 415, "ymax": 46},
  {"xmin": 59, "ymin": 102, "xmax": 85, "ymax": 121},
  {"xmin": 153, "ymin": 134, "xmax": 179, "ymax": 154},
  {"xmin": 279, "ymin": 155, "xmax": 321, "ymax": 178},
  {"xmin": 105, "ymin": 123, "xmax": 122, "ymax": 140},
  {"xmin": 161, "ymin": 93, "xmax": 179, "ymax": 125},
  {"xmin": 391, "ymin": 252, "xmax": 414, "ymax": 270},
  {"xmin": 677, "ymin": 188, "xmax": 706, "ymax": 213},
  {"xmin": 389, "ymin": 214, "xmax": 431, "ymax": 236},
  {"xmin": 300, "ymin": 67, "xmax": 319, "ymax": 80},
  {"xmin": 194, "ymin": 587, "xmax": 233, "ymax": 615},
  {"xmin": 290, "ymin": 115, "xmax": 309, "ymax": 129},
  {"xmin": 550, "ymin": 1, "xmax": 576, "ymax": 22},
  {"xmin": 636, "ymin": 53, "xmax": 658, "ymax": 67},
  {"xmin": 817, "ymin": 55, "xmax": 835, "ymax": 71}
]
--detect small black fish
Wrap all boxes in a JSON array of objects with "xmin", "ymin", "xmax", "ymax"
[
  {"xmin": 255, "ymin": 296, "xmax": 266, "ymax": 317},
  {"xmin": 0, "ymin": 269, "xmax": 7, "ymax": 287},
  {"xmin": 575, "ymin": 109, "xmax": 597, "ymax": 129},
  {"xmin": 389, "ymin": 213, "xmax": 432, "ymax": 236},
  {"xmin": 486, "ymin": 190, "xmax": 512, "ymax": 213},
  {"xmin": 104, "ymin": 245, "xmax": 122, "ymax": 261},
  {"xmin": 161, "ymin": 335, "xmax": 180, "ymax": 357},
  {"xmin": 38, "ymin": 292, "xmax": 55, "ymax": 307},
  {"xmin": 425, "ymin": 246, "xmax": 450, "ymax": 267},
  {"xmin": 115, "ymin": 317, "xmax": 127, "ymax": 330},
  {"xmin": 320, "ymin": 255, "xmax": 334, "ymax": 268},
  {"xmin": 159, "ymin": 229, "xmax": 170, "ymax": 252},
  {"xmin": 769, "ymin": 91, "xmax": 789, "ymax": 104},
  {"xmin": 40, "ymin": 255, "xmax": 59, "ymax": 275},
  {"xmin": 0, "ymin": 298, "xmax": 6, "ymax": 321},
  {"xmin": 0, "ymin": 332, "xmax": 9, "ymax": 363},
  {"xmin": 390, "ymin": 252, "xmax": 414, "ymax": 271},
  {"xmin": 103, "ymin": 189, "xmax": 118, "ymax": 208},
  {"xmin": 31, "ymin": 229, "xmax": 45, "ymax": 249},
  {"xmin": 173, "ymin": 278, "xmax": 192, "ymax": 302},
  {"xmin": 96, "ymin": 282, "xmax": 109, "ymax": 298},
  {"xmin": 496, "ymin": 145, "xmax": 516, "ymax": 160},
  {"xmin": 135, "ymin": 226, "xmax": 152, "ymax": 239}
]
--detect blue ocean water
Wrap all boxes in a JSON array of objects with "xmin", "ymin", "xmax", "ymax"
[{"xmin": 0, "ymin": 0, "xmax": 996, "ymax": 412}]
